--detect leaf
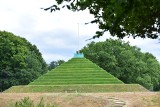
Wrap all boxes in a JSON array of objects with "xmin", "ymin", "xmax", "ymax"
[
  {"xmin": 44, "ymin": 7, "xmax": 51, "ymax": 11},
  {"xmin": 62, "ymin": 5, "xmax": 65, "ymax": 8},
  {"xmin": 66, "ymin": 5, "xmax": 71, "ymax": 9},
  {"xmin": 51, "ymin": 8, "xmax": 55, "ymax": 12},
  {"xmin": 91, "ymin": 20, "xmax": 99, "ymax": 24}
]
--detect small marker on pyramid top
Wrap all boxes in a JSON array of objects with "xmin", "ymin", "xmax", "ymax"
[{"xmin": 74, "ymin": 51, "xmax": 84, "ymax": 58}]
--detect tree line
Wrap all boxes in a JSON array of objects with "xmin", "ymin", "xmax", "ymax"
[
  {"xmin": 80, "ymin": 39, "xmax": 160, "ymax": 91},
  {"xmin": 1, "ymin": 31, "xmax": 160, "ymax": 91},
  {"xmin": 0, "ymin": 31, "xmax": 65, "ymax": 92}
]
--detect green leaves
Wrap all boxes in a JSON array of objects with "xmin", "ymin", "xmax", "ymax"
[
  {"xmin": 48, "ymin": 60, "xmax": 65, "ymax": 71},
  {"xmin": 51, "ymin": 0, "xmax": 160, "ymax": 39},
  {"xmin": 0, "ymin": 31, "xmax": 47, "ymax": 92},
  {"xmin": 80, "ymin": 39, "xmax": 160, "ymax": 91},
  {"xmin": 42, "ymin": 5, "xmax": 60, "ymax": 12}
]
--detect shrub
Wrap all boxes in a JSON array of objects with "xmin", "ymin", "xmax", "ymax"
[{"xmin": 9, "ymin": 97, "xmax": 56, "ymax": 107}]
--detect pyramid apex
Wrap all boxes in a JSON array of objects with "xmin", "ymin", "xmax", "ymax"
[{"xmin": 74, "ymin": 53, "xmax": 84, "ymax": 58}]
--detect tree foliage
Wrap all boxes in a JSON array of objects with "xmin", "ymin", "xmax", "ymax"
[
  {"xmin": 80, "ymin": 39, "xmax": 160, "ymax": 91},
  {"xmin": 44, "ymin": 0, "xmax": 160, "ymax": 39},
  {"xmin": 48, "ymin": 60, "xmax": 65, "ymax": 71},
  {"xmin": 0, "ymin": 31, "xmax": 48, "ymax": 91}
]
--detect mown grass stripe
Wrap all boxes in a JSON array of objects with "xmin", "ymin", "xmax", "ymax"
[
  {"xmin": 29, "ymin": 81, "xmax": 123, "ymax": 85},
  {"xmin": 34, "ymin": 78, "xmax": 118, "ymax": 81}
]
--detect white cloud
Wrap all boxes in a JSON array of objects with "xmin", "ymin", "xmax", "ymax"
[{"xmin": 42, "ymin": 53, "xmax": 70, "ymax": 63}]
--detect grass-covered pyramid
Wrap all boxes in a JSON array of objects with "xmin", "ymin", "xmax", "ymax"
[
  {"xmin": 5, "ymin": 54, "xmax": 148, "ymax": 93},
  {"xmin": 29, "ymin": 56, "xmax": 123, "ymax": 85}
]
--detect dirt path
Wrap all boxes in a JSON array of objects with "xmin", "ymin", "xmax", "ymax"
[{"xmin": 0, "ymin": 92, "xmax": 159, "ymax": 107}]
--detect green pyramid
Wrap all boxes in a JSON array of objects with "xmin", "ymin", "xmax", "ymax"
[
  {"xmin": 29, "ymin": 57, "xmax": 123, "ymax": 85},
  {"xmin": 5, "ymin": 54, "xmax": 148, "ymax": 92}
]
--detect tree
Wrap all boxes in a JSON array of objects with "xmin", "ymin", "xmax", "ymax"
[
  {"xmin": 57, "ymin": 60, "xmax": 65, "ymax": 65},
  {"xmin": 0, "ymin": 31, "xmax": 48, "ymax": 91},
  {"xmin": 80, "ymin": 39, "xmax": 160, "ymax": 91},
  {"xmin": 43, "ymin": 0, "xmax": 160, "ymax": 39},
  {"xmin": 48, "ymin": 60, "xmax": 65, "ymax": 71}
]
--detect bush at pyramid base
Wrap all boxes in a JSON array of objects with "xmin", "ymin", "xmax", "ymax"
[{"xmin": 5, "ymin": 57, "xmax": 148, "ymax": 92}]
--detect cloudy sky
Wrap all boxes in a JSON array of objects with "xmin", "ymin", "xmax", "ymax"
[{"xmin": 0, "ymin": 0, "xmax": 160, "ymax": 63}]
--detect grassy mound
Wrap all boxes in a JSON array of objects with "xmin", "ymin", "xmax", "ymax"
[
  {"xmin": 5, "ymin": 57, "xmax": 148, "ymax": 93},
  {"xmin": 29, "ymin": 58, "xmax": 123, "ymax": 85},
  {"xmin": 5, "ymin": 84, "xmax": 148, "ymax": 93}
]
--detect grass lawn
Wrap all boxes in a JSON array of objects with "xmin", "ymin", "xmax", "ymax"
[{"xmin": 5, "ymin": 84, "xmax": 148, "ymax": 93}]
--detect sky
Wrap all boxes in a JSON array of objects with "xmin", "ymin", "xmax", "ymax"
[{"xmin": 0, "ymin": 0, "xmax": 160, "ymax": 63}]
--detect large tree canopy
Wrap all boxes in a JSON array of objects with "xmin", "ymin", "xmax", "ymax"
[
  {"xmin": 44, "ymin": 0, "xmax": 160, "ymax": 39},
  {"xmin": 80, "ymin": 39, "xmax": 160, "ymax": 91},
  {"xmin": 0, "ymin": 31, "xmax": 48, "ymax": 91}
]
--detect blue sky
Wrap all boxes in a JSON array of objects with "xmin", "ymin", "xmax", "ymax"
[{"xmin": 0, "ymin": 0, "xmax": 160, "ymax": 63}]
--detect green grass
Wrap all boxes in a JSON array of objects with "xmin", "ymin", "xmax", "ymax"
[
  {"xmin": 5, "ymin": 84, "xmax": 148, "ymax": 93},
  {"xmin": 37, "ymin": 75, "xmax": 115, "ymax": 79},
  {"xmin": 29, "ymin": 58, "xmax": 123, "ymax": 85},
  {"xmin": 29, "ymin": 82, "xmax": 122, "ymax": 85}
]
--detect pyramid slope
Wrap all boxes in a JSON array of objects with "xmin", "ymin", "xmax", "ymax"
[{"xmin": 29, "ymin": 58, "xmax": 123, "ymax": 85}]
